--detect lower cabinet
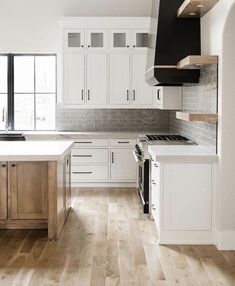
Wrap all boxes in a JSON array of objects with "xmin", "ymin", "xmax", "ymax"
[
  {"xmin": 150, "ymin": 159, "xmax": 213, "ymax": 244},
  {"xmin": 110, "ymin": 148, "xmax": 137, "ymax": 181},
  {"xmin": 0, "ymin": 162, "xmax": 7, "ymax": 220},
  {"xmin": 71, "ymin": 138, "xmax": 137, "ymax": 185},
  {"xmin": 10, "ymin": 162, "xmax": 48, "ymax": 220}
]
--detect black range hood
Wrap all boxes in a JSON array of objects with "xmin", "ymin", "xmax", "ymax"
[{"xmin": 146, "ymin": 0, "xmax": 201, "ymax": 86}]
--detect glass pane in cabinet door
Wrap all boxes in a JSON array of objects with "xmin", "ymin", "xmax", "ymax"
[
  {"xmin": 35, "ymin": 56, "xmax": 56, "ymax": 93},
  {"xmin": 90, "ymin": 33, "xmax": 103, "ymax": 48},
  {"xmin": 14, "ymin": 56, "xmax": 34, "ymax": 93},
  {"xmin": 14, "ymin": 93, "xmax": 34, "ymax": 130},
  {"xmin": 136, "ymin": 33, "xmax": 149, "ymax": 48},
  {"xmin": 0, "ymin": 56, "xmax": 8, "ymax": 93},
  {"xmin": 113, "ymin": 33, "xmax": 126, "ymax": 48},
  {"xmin": 36, "ymin": 93, "xmax": 56, "ymax": 130},
  {"xmin": 68, "ymin": 33, "xmax": 81, "ymax": 48}
]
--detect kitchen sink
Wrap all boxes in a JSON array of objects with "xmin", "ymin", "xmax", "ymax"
[{"xmin": 0, "ymin": 133, "xmax": 26, "ymax": 141}]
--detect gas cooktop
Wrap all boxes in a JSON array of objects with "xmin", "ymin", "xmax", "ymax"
[{"xmin": 145, "ymin": 134, "xmax": 189, "ymax": 142}]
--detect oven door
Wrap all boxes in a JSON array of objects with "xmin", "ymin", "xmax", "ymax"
[{"xmin": 133, "ymin": 150, "xmax": 149, "ymax": 213}]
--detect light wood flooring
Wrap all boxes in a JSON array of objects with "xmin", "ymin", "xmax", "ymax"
[{"xmin": 0, "ymin": 188, "xmax": 235, "ymax": 286}]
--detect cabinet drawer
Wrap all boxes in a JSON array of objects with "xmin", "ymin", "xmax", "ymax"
[
  {"xmin": 71, "ymin": 149, "xmax": 108, "ymax": 164},
  {"xmin": 71, "ymin": 165, "xmax": 109, "ymax": 182},
  {"xmin": 110, "ymin": 139, "xmax": 136, "ymax": 147},
  {"xmin": 73, "ymin": 139, "xmax": 109, "ymax": 148}
]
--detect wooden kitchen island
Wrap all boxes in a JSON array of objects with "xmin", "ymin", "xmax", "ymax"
[{"xmin": 0, "ymin": 141, "xmax": 73, "ymax": 241}]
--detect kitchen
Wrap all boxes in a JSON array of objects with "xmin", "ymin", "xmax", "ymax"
[{"xmin": 0, "ymin": 0, "xmax": 235, "ymax": 285}]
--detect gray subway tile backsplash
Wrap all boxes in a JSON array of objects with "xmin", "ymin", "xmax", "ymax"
[
  {"xmin": 170, "ymin": 64, "xmax": 218, "ymax": 153},
  {"xmin": 56, "ymin": 107, "xmax": 170, "ymax": 132}
]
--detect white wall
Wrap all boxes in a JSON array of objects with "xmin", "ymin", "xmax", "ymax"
[
  {"xmin": 0, "ymin": 0, "xmax": 151, "ymax": 52},
  {"xmin": 201, "ymin": 0, "xmax": 235, "ymax": 250}
]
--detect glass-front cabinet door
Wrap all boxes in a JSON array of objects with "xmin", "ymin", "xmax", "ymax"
[
  {"xmin": 64, "ymin": 29, "xmax": 85, "ymax": 52},
  {"xmin": 110, "ymin": 29, "xmax": 130, "ymax": 52},
  {"xmin": 86, "ymin": 29, "xmax": 107, "ymax": 52},
  {"xmin": 132, "ymin": 29, "xmax": 149, "ymax": 51}
]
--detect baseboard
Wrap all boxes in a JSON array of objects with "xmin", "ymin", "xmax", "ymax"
[
  {"xmin": 72, "ymin": 182, "xmax": 137, "ymax": 188},
  {"xmin": 215, "ymin": 231, "xmax": 235, "ymax": 250},
  {"xmin": 159, "ymin": 230, "xmax": 214, "ymax": 245}
]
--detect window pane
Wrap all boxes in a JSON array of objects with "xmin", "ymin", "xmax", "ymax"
[
  {"xmin": 68, "ymin": 33, "xmax": 81, "ymax": 48},
  {"xmin": 14, "ymin": 93, "xmax": 34, "ymax": 130},
  {"xmin": 0, "ymin": 94, "xmax": 7, "ymax": 130},
  {"xmin": 35, "ymin": 56, "xmax": 56, "ymax": 93},
  {"xmin": 113, "ymin": 33, "xmax": 126, "ymax": 48},
  {"xmin": 0, "ymin": 56, "xmax": 8, "ymax": 93},
  {"xmin": 14, "ymin": 56, "xmax": 34, "ymax": 93},
  {"xmin": 36, "ymin": 93, "xmax": 55, "ymax": 130}
]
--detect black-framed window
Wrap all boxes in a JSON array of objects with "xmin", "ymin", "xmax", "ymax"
[{"xmin": 0, "ymin": 54, "xmax": 56, "ymax": 131}]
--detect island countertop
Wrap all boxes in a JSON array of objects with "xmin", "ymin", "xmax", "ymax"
[
  {"xmin": 0, "ymin": 141, "xmax": 74, "ymax": 161},
  {"xmin": 148, "ymin": 145, "xmax": 218, "ymax": 163}
]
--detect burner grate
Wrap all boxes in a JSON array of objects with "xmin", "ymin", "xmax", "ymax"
[{"xmin": 145, "ymin": 135, "xmax": 189, "ymax": 141}]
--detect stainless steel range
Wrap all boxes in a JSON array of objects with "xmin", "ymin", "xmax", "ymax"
[{"xmin": 133, "ymin": 134, "xmax": 195, "ymax": 213}]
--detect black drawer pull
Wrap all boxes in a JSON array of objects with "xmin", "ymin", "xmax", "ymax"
[
  {"xmin": 73, "ymin": 155, "xmax": 92, "ymax": 158},
  {"xmin": 75, "ymin": 141, "xmax": 92, "ymax": 144},
  {"xmin": 73, "ymin": 171, "xmax": 92, "ymax": 174},
  {"xmin": 118, "ymin": 141, "xmax": 130, "ymax": 144},
  {"xmin": 2, "ymin": 164, "xmax": 6, "ymax": 168}
]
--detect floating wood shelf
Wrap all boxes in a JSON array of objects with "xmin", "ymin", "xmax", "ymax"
[
  {"xmin": 176, "ymin": 111, "xmax": 218, "ymax": 122},
  {"xmin": 177, "ymin": 0, "xmax": 219, "ymax": 18},
  {"xmin": 177, "ymin": 55, "xmax": 218, "ymax": 69}
]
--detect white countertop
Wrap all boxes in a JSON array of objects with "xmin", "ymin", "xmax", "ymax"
[
  {"xmin": 0, "ymin": 141, "xmax": 73, "ymax": 161},
  {"xmin": 148, "ymin": 145, "xmax": 218, "ymax": 163},
  {"xmin": 23, "ymin": 131, "xmax": 170, "ymax": 140}
]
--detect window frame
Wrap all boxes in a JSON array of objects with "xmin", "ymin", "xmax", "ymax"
[{"xmin": 0, "ymin": 53, "xmax": 57, "ymax": 131}]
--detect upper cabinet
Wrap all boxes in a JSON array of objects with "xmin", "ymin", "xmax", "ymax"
[
  {"xmin": 86, "ymin": 29, "xmax": 107, "ymax": 52},
  {"xmin": 132, "ymin": 29, "xmax": 149, "ymax": 52},
  {"xmin": 110, "ymin": 29, "xmax": 130, "ymax": 52},
  {"xmin": 64, "ymin": 29, "xmax": 85, "ymax": 52},
  {"xmin": 61, "ymin": 17, "xmax": 153, "ymax": 109}
]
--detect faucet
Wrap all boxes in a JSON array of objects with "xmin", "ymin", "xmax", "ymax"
[{"xmin": 2, "ymin": 107, "xmax": 9, "ymax": 133}]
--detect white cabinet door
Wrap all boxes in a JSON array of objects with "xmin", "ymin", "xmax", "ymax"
[
  {"xmin": 110, "ymin": 54, "xmax": 130, "ymax": 105},
  {"xmin": 132, "ymin": 54, "xmax": 153, "ymax": 106},
  {"xmin": 163, "ymin": 163, "xmax": 212, "ymax": 231},
  {"xmin": 64, "ymin": 29, "xmax": 85, "ymax": 52},
  {"xmin": 86, "ymin": 54, "xmax": 108, "ymax": 105},
  {"xmin": 64, "ymin": 54, "xmax": 85, "ymax": 105},
  {"xmin": 110, "ymin": 29, "xmax": 130, "ymax": 52},
  {"xmin": 86, "ymin": 29, "xmax": 107, "ymax": 52},
  {"xmin": 132, "ymin": 29, "xmax": 149, "ymax": 52},
  {"xmin": 110, "ymin": 149, "xmax": 137, "ymax": 181}
]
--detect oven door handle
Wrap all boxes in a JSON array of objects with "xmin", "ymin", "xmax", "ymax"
[{"xmin": 133, "ymin": 151, "xmax": 142, "ymax": 163}]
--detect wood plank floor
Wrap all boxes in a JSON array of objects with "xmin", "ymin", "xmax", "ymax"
[{"xmin": 0, "ymin": 188, "xmax": 235, "ymax": 286}]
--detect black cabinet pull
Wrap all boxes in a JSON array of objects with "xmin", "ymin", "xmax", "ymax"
[
  {"xmin": 73, "ymin": 171, "xmax": 92, "ymax": 174},
  {"xmin": 73, "ymin": 155, "xmax": 92, "ymax": 158},
  {"xmin": 81, "ymin": 89, "xmax": 84, "ymax": 100},
  {"xmin": 133, "ymin": 90, "xmax": 136, "ymax": 101},
  {"xmin": 118, "ymin": 141, "xmax": 130, "ymax": 144},
  {"xmin": 111, "ymin": 152, "xmax": 114, "ymax": 163},
  {"xmin": 11, "ymin": 164, "xmax": 16, "ymax": 167},
  {"xmin": 126, "ymin": 90, "xmax": 129, "ymax": 101},
  {"xmin": 75, "ymin": 141, "xmax": 92, "ymax": 144},
  {"xmin": 87, "ymin": 90, "xmax": 90, "ymax": 100},
  {"xmin": 2, "ymin": 164, "xmax": 6, "ymax": 168}
]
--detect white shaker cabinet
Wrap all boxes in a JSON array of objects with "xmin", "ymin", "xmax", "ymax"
[
  {"xmin": 86, "ymin": 29, "xmax": 107, "ymax": 52},
  {"xmin": 154, "ymin": 86, "xmax": 182, "ymax": 110},
  {"xmin": 110, "ymin": 148, "xmax": 137, "ymax": 181},
  {"xmin": 110, "ymin": 29, "xmax": 130, "ymax": 52},
  {"xmin": 86, "ymin": 54, "xmax": 108, "ymax": 105},
  {"xmin": 132, "ymin": 53, "xmax": 153, "ymax": 106},
  {"xmin": 64, "ymin": 53, "xmax": 85, "ymax": 105},
  {"xmin": 64, "ymin": 29, "xmax": 85, "ymax": 52},
  {"xmin": 150, "ymin": 158, "xmax": 213, "ymax": 245},
  {"xmin": 110, "ymin": 54, "xmax": 130, "ymax": 105}
]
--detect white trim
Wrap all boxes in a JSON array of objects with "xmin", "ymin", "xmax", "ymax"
[
  {"xmin": 215, "ymin": 231, "xmax": 235, "ymax": 250},
  {"xmin": 159, "ymin": 230, "xmax": 214, "ymax": 245}
]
